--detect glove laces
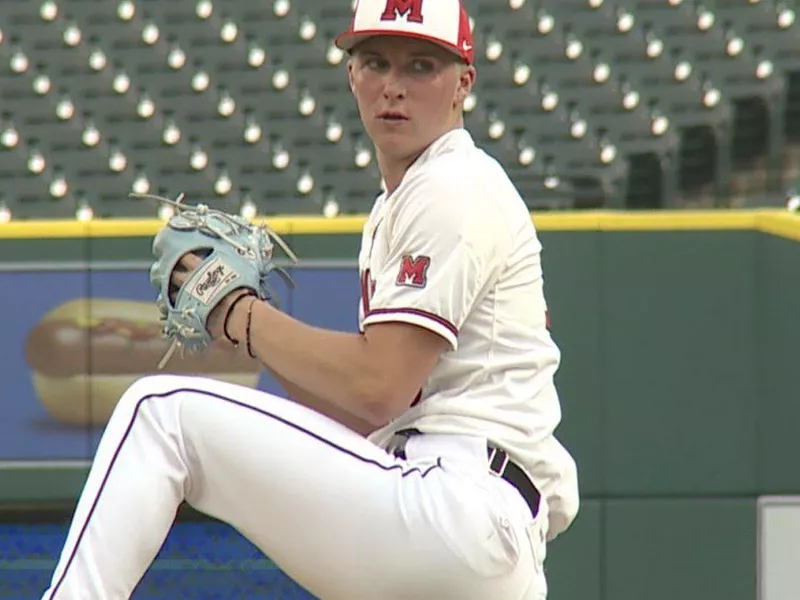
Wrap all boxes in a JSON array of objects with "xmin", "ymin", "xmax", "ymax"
[{"xmin": 130, "ymin": 192, "xmax": 298, "ymax": 263}]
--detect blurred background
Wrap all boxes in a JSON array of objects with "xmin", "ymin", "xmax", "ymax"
[{"xmin": 1, "ymin": 0, "xmax": 799, "ymax": 598}]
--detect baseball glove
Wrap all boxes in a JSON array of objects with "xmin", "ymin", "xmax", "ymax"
[{"xmin": 133, "ymin": 192, "xmax": 297, "ymax": 369}]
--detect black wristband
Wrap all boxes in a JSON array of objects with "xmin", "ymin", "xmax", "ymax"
[{"xmin": 223, "ymin": 291, "xmax": 257, "ymax": 346}]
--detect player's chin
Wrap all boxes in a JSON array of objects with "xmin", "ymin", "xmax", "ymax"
[
  {"xmin": 370, "ymin": 125, "xmax": 408, "ymax": 144},
  {"xmin": 369, "ymin": 117, "xmax": 409, "ymax": 136}
]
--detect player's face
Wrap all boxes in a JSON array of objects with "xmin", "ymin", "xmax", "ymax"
[{"xmin": 347, "ymin": 36, "xmax": 475, "ymax": 166}]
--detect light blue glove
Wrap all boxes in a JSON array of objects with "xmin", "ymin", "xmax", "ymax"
[{"xmin": 137, "ymin": 192, "xmax": 296, "ymax": 368}]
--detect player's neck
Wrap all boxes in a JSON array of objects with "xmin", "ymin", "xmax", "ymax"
[
  {"xmin": 378, "ymin": 153, "xmax": 420, "ymax": 197},
  {"xmin": 378, "ymin": 118, "xmax": 465, "ymax": 196}
]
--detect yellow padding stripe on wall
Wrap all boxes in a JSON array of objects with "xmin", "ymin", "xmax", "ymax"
[
  {"xmin": 757, "ymin": 212, "xmax": 800, "ymax": 242},
  {"xmin": 0, "ymin": 209, "xmax": 798, "ymax": 241},
  {"xmin": 530, "ymin": 210, "xmax": 760, "ymax": 231}
]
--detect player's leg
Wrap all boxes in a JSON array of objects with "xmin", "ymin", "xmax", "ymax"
[{"xmin": 40, "ymin": 374, "xmax": 542, "ymax": 600}]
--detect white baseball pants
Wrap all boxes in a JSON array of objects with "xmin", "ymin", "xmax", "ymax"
[{"xmin": 40, "ymin": 374, "xmax": 549, "ymax": 600}]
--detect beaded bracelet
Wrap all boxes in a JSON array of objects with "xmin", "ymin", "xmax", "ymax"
[
  {"xmin": 245, "ymin": 297, "xmax": 257, "ymax": 359},
  {"xmin": 223, "ymin": 291, "xmax": 257, "ymax": 347}
]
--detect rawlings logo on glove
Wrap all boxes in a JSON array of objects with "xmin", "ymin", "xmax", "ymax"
[
  {"xmin": 133, "ymin": 192, "xmax": 297, "ymax": 369},
  {"xmin": 190, "ymin": 259, "xmax": 240, "ymax": 304}
]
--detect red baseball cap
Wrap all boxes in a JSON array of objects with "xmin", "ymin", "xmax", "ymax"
[{"xmin": 335, "ymin": 0, "xmax": 475, "ymax": 65}]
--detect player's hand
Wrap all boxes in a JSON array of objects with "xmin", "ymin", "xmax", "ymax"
[{"xmin": 168, "ymin": 252, "xmax": 202, "ymax": 304}]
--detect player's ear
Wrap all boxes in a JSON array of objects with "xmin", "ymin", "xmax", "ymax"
[
  {"xmin": 347, "ymin": 57, "xmax": 357, "ymax": 93},
  {"xmin": 454, "ymin": 64, "xmax": 476, "ymax": 107}
]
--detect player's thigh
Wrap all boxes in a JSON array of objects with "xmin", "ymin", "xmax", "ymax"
[{"xmin": 139, "ymin": 375, "xmax": 534, "ymax": 599}]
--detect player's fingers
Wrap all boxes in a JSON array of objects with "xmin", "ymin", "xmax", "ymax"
[
  {"xmin": 171, "ymin": 253, "xmax": 202, "ymax": 283},
  {"xmin": 180, "ymin": 252, "xmax": 204, "ymax": 270},
  {"xmin": 171, "ymin": 269, "xmax": 189, "ymax": 286},
  {"xmin": 168, "ymin": 252, "xmax": 204, "ymax": 303}
]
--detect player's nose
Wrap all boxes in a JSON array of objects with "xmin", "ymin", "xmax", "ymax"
[{"xmin": 381, "ymin": 68, "xmax": 407, "ymax": 100}]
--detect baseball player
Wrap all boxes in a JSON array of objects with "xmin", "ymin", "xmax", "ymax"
[{"xmin": 41, "ymin": 0, "xmax": 579, "ymax": 598}]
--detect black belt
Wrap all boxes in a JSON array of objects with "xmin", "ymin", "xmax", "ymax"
[{"xmin": 390, "ymin": 429, "xmax": 541, "ymax": 518}]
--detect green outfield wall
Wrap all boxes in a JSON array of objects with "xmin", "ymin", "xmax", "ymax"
[{"xmin": 1, "ymin": 209, "xmax": 798, "ymax": 600}]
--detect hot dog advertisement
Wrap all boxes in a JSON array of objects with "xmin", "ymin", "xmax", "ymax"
[
  {"xmin": 0, "ymin": 267, "xmax": 357, "ymax": 462},
  {"xmin": 24, "ymin": 298, "xmax": 262, "ymax": 427}
]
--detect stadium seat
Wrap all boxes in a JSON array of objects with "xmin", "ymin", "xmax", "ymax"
[
  {"xmin": 632, "ymin": 0, "xmax": 786, "ymax": 190},
  {"xmin": 0, "ymin": 0, "xmax": 795, "ymax": 219}
]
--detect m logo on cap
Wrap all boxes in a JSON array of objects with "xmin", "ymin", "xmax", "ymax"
[{"xmin": 380, "ymin": 0, "xmax": 424, "ymax": 24}]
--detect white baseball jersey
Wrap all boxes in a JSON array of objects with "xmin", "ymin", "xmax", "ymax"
[{"xmin": 358, "ymin": 128, "xmax": 579, "ymax": 537}]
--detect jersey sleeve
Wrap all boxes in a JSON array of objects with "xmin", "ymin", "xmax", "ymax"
[{"xmin": 362, "ymin": 172, "xmax": 509, "ymax": 350}]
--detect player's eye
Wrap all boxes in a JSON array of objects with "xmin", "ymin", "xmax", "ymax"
[
  {"xmin": 410, "ymin": 59, "xmax": 435, "ymax": 73},
  {"xmin": 364, "ymin": 56, "xmax": 390, "ymax": 72}
]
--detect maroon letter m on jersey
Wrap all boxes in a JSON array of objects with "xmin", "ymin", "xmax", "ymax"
[
  {"xmin": 380, "ymin": 0, "xmax": 424, "ymax": 24},
  {"xmin": 396, "ymin": 255, "xmax": 430, "ymax": 288}
]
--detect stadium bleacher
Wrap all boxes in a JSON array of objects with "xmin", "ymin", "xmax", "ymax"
[{"xmin": 0, "ymin": 0, "xmax": 798, "ymax": 219}]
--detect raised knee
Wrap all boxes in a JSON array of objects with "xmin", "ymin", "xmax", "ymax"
[
  {"xmin": 115, "ymin": 374, "xmax": 191, "ymax": 414},
  {"xmin": 124, "ymin": 373, "xmax": 180, "ymax": 397}
]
